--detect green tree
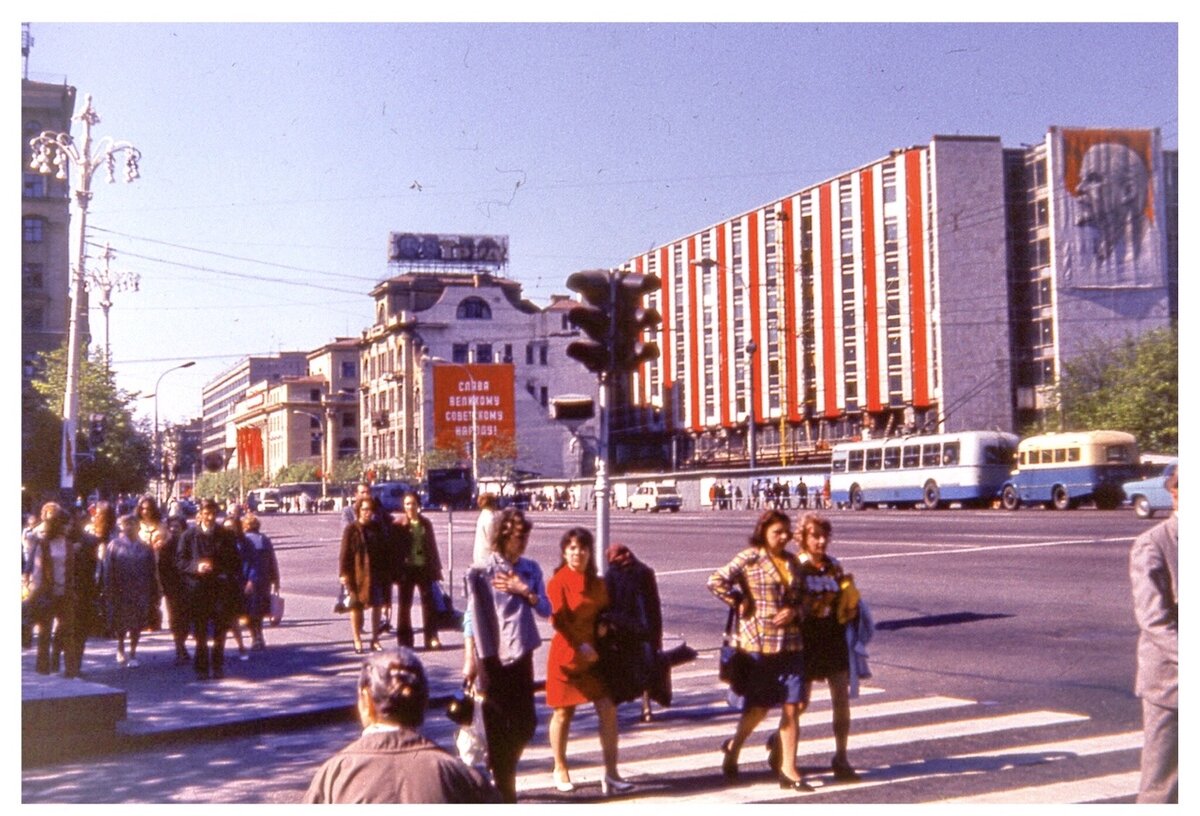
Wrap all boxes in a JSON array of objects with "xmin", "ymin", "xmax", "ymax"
[
  {"xmin": 275, "ymin": 462, "xmax": 319, "ymax": 484},
  {"xmin": 194, "ymin": 467, "xmax": 263, "ymax": 503},
  {"xmin": 1056, "ymin": 327, "xmax": 1177, "ymax": 453},
  {"xmin": 25, "ymin": 344, "xmax": 154, "ymax": 502}
]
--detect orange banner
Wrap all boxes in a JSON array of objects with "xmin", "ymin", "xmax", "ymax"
[{"xmin": 431, "ymin": 363, "xmax": 516, "ymax": 456}]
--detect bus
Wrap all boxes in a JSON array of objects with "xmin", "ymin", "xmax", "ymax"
[
  {"xmin": 830, "ymin": 430, "xmax": 1019, "ymax": 510},
  {"xmin": 999, "ymin": 430, "xmax": 1139, "ymax": 511}
]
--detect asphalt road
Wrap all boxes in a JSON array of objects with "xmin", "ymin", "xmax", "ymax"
[{"xmin": 22, "ymin": 504, "xmax": 1156, "ymax": 804}]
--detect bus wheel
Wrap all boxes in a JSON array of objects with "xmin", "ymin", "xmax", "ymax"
[
  {"xmin": 922, "ymin": 481, "xmax": 941, "ymax": 510},
  {"xmin": 849, "ymin": 485, "xmax": 865, "ymax": 511},
  {"xmin": 1051, "ymin": 484, "xmax": 1072, "ymax": 510},
  {"xmin": 1001, "ymin": 485, "xmax": 1020, "ymax": 511}
]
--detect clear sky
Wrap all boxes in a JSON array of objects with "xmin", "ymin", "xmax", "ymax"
[{"xmin": 17, "ymin": 16, "xmax": 1180, "ymax": 425}]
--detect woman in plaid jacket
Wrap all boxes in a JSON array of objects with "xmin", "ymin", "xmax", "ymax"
[{"xmin": 707, "ymin": 509, "xmax": 811, "ymax": 792}]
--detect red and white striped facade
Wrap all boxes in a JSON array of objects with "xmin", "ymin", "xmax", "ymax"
[{"xmin": 625, "ymin": 145, "xmax": 945, "ymax": 443}]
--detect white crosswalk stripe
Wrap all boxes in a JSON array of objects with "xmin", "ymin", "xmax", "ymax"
[{"xmin": 498, "ymin": 678, "xmax": 1141, "ymax": 803}]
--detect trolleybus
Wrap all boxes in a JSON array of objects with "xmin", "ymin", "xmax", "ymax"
[
  {"xmin": 829, "ymin": 430, "xmax": 1019, "ymax": 510},
  {"xmin": 999, "ymin": 430, "xmax": 1138, "ymax": 510}
]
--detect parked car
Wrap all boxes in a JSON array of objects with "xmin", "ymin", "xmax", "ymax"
[
  {"xmin": 370, "ymin": 481, "xmax": 417, "ymax": 515},
  {"xmin": 1122, "ymin": 459, "xmax": 1177, "ymax": 519},
  {"xmin": 246, "ymin": 488, "xmax": 281, "ymax": 514},
  {"xmin": 628, "ymin": 482, "xmax": 683, "ymax": 513}
]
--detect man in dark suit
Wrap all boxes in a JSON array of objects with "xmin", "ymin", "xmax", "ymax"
[
  {"xmin": 1129, "ymin": 466, "xmax": 1178, "ymax": 803},
  {"xmin": 177, "ymin": 498, "xmax": 242, "ymax": 680}
]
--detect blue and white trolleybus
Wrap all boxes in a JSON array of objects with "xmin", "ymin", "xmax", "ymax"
[
  {"xmin": 829, "ymin": 430, "xmax": 1019, "ymax": 510},
  {"xmin": 999, "ymin": 430, "xmax": 1138, "ymax": 511}
]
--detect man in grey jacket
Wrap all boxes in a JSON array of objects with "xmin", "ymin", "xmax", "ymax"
[
  {"xmin": 303, "ymin": 648, "xmax": 499, "ymax": 804},
  {"xmin": 1129, "ymin": 466, "xmax": 1178, "ymax": 803}
]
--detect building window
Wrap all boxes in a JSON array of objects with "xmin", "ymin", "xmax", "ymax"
[
  {"xmin": 452, "ymin": 343, "xmax": 469, "ymax": 364},
  {"xmin": 340, "ymin": 361, "xmax": 356, "ymax": 378},
  {"xmin": 540, "ymin": 386, "xmax": 549, "ymax": 408},
  {"xmin": 22, "ymin": 263, "xmax": 44, "ymax": 290},
  {"xmin": 539, "ymin": 345, "xmax": 548, "ymax": 366},
  {"xmin": 456, "ymin": 297, "xmax": 492, "ymax": 320},
  {"xmin": 310, "ymin": 435, "xmax": 322, "ymax": 456},
  {"xmin": 525, "ymin": 344, "xmax": 534, "ymax": 365},
  {"xmin": 342, "ymin": 411, "xmax": 355, "ymax": 428},
  {"xmin": 23, "ymin": 174, "xmax": 48, "ymax": 199},
  {"xmin": 23, "ymin": 217, "xmax": 45, "ymax": 243},
  {"xmin": 503, "ymin": 344, "xmax": 513, "ymax": 363},
  {"xmin": 310, "ymin": 389, "xmax": 321, "ymax": 401},
  {"xmin": 23, "ymin": 305, "xmax": 45, "ymax": 330},
  {"xmin": 476, "ymin": 343, "xmax": 493, "ymax": 363}
]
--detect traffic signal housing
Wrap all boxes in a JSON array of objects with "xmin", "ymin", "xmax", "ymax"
[
  {"xmin": 565, "ymin": 269, "xmax": 614, "ymax": 375},
  {"xmin": 612, "ymin": 273, "xmax": 661, "ymax": 372}
]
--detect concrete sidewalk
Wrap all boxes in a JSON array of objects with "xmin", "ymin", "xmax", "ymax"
[{"xmin": 21, "ymin": 585, "xmax": 547, "ymax": 766}]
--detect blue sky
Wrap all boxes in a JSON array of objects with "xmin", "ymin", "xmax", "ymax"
[{"xmin": 18, "ymin": 19, "xmax": 1180, "ymax": 424}]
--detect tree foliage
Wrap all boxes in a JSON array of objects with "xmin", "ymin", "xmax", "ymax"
[
  {"xmin": 194, "ymin": 468, "xmax": 263, "ymax": 503},
  {"xmin": 25, "ymin": 344, "xmax": 155, "ymax": 502},
  {"xmin": 1056, "ymin": 327, "xmax": 1177, "ymax": 453}
]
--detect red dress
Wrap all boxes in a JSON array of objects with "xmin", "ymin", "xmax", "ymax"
[{"xmin": 545, "ymin": 567, "xmax": 610, "ymax": 708}]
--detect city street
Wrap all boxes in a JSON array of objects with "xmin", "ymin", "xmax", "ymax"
[{"xmin": 22, "ymin": 505, "xmax": 1154, "ymax": 804}]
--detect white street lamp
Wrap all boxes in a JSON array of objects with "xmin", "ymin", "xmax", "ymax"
[
  {"xmin": 29, "ymin": 94, "xmax": 141, "ymax": 494},
  {"xmin": 154, "ymin": 361, "xmax": 195, "ymax": 503},
  {"xmin": 85, "ymin": 243, "xmax": 139, "ymax": 377}
]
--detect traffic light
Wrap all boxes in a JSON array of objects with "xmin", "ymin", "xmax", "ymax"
[
  {"xmin": 88, "ymin": 414, "xmax": 107, "ymax": 448},
  {"xmin": 612, "ymin": 273, "xmax": 661, "ymax": 372},
  {"xmin": 565, "ymin": 269, "xmax": 614, "ymax": 375}
]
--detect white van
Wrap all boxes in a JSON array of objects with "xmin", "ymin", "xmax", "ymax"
[
  {"xmin": 247, "ymin": 488, "xmax": 281, "ymax": 513},
  {"xmin": 628, "ymin": 482, "xmax": 683, "ymax": 513}
]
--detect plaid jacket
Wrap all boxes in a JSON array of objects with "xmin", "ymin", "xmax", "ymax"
[{"xmin": 708, "ymin": 547, "xmax": 804, "ymax": 654}]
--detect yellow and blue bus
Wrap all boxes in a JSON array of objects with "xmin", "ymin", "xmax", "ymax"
[
  {"xmin": 829, "ymin": 430, "xmax": 1019, "ymax": 510},
  {"xmin": 999, "ymin": 430, "xmax": 1139, "ymax": 511}
]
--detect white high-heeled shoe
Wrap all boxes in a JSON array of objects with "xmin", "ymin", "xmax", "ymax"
[
  {"xmin": 552, "ymin": 770, "xmax": 575, "ymax": 793},
  {"xmin": 600, "ymin": 774, "xmax": 634, "ymax": 796}
]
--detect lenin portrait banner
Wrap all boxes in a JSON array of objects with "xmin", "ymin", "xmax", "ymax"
[{"xmin": 1053, "ymin": 127, "xmax": 1166, "ymax": 290}]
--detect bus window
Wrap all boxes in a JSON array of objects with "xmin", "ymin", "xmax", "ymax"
[
  {"xmin": 1040, "ymin": 449, "xmax": 1054, "ymax": 464},
  {"xmin": 1054, "ymin": 449, "xmax": 1067, "ymax": 463},
  {"xmin": 922, "ymin": 444, "xmax": 941, "ymax": 467},
  {"xmin": 865, "ymin": 448, "xmax": 883, "ymax": 470},
  {"xmin": 1019, "ymin": 450, "xmax": 1028, "ymax": 466},
  {"xmin": 984, "ymin": 444, "xmax": 1012, "ymax": 465},
  {"xmin": 848, "ymin": 450, "xmax": 864, "ymax": 471},
  {"xmin": 1068, "ymin": 448, "xmax": 1081, "ymax": 462},
  {"xmin": 902, "ymin": 445, "xmax": 920, "ymax": 468},
  {"xmin": 831, "ymin": 456, "xmax": 846, "ymax": 473},
  {"xmin": 1106, "ymin": 445, "xmax": 1133, "ymax": 463},
  {"xmin": 884, "ymin": 447, "xmax": 901, "ymax": 469},
  {"xmin": 942, "ymin": 442, "xmax": 960, "ymax": 466}
]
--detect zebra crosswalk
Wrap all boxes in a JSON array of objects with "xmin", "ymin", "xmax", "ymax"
[{"xmin": 474, "ymin": 665, "xmax": 1142, "ymax": 804}]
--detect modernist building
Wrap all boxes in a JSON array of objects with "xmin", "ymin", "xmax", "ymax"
[
  {"xmin": 21, "ymin": 78, "xmax": 77, "ymax": 382},
  {"xmin": 621, "ymin": 127, "xmax": 1176, "ymax": 468},
  {"xmin": 358, "ymin": 264, "xmax": 598, "ymax": 481}
]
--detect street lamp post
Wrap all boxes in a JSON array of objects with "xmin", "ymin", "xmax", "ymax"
[
  {"xmin": 291, "ymin": 408, "xmax": 329, "ymax": 502},
  {"xmin": 746, "ymin": 339, "xmax": 758, "ymax": 470},
  {"xmin": 154, "ymin": 361, "xmax": 195, "ymax": 504},
  {"xmin": 86, "ymin": 243, "xmax": 139, "ymax": 377},
  {"xmin": 29, "ymin": 94, "xmax": 141, "ymax": 494}
]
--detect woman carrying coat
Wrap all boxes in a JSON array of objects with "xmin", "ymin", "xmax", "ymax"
[
  {"xmin": 602, "ymin": 543, "xmax": 666, "ymax": 722},
  {"xmin": 339, "ymin": 496, "xmax": 393, "ymax": 654},
  {"xmin": 707, "ymin": 509, "xmax": 811, "ymax": 792}
]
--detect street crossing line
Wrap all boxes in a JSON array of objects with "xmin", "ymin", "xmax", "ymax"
[
  {"xmin": 519, "ymin": 694, "xmax": 976, "ymax": 762},
  {"xmin": 515, "ymin": 708, "xmax": 1086, "ymax": 791},
  {"xmin": 569, "ymin": 730, "xmax": 1143, "ymax": 804},
  {"xmin": 935, "ymin": 771, "xmax": 1140, "ymax": 804}
]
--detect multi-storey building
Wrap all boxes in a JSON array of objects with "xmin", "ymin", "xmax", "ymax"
[
  {"xmin": 200, "ymin": 353, "xmax": 309, "ymax": 466},
  {"xmin": 358, "ymin": 269, "xmax": 597, "ymax": 481},
  {"xmin": 21, "ymin": 78, "xmax": 77, "ymax": 382},
  {"xmin": 622, "ymin": 127, "xmax": 1175, "ymax": 468}
]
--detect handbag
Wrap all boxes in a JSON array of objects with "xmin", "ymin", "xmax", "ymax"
[
  {"xmin": 333, "ymin": 583, "xmax": 351, "ymax": 614},
  {"xmin": 718, "ymin": 606, "xmax": 752, "ymax": 695},
  {"xmin": 430, "ymin": 580, "xmax": 462, "ymax": 629},
  {"xmin": 269, "ymin": 591, "xmax": 285, "ymax": 626}
]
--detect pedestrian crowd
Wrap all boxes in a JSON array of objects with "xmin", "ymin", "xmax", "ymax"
[
  {"xmin": 710, "ymin": 477, "xmax": 831, "ymax": 511},
  {"xmin": 22, "ymin": 495, "xmax": 280, "ymax": 681}
]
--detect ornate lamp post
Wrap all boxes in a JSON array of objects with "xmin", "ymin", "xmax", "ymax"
[
  {"xmin": 29, "ymin": 94, "xmax": 141, "ymax": 493},
  {"xmin": 86, "ymin": 243, "xmax": 140, "ymax": 376}
]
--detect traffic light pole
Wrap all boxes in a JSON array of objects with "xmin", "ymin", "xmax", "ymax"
[{"xmin": 593, "ymin": 369, "xmax": 611, "ymax": 578}]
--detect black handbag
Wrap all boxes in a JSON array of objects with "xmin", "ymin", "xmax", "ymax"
[
  {"xmin": 718, "ymin": 606, "xmax": 752, "ymax": 695},
  {"xmin": 446, "ymin": 680, "xmax": 475, "ymax": 726},
  {"xmin": 333, "ymin": 583, "xmax": 351, "ymax": 614}
]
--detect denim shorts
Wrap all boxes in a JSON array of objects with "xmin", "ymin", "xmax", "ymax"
[{"xmin": 740, "ymin": 650, "xmax": 807, "ymax": 709}]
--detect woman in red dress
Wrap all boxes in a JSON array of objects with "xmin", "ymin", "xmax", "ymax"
[{"xmin": 545, "ymin": 527, "xmax": 634, "ymax": 796}]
